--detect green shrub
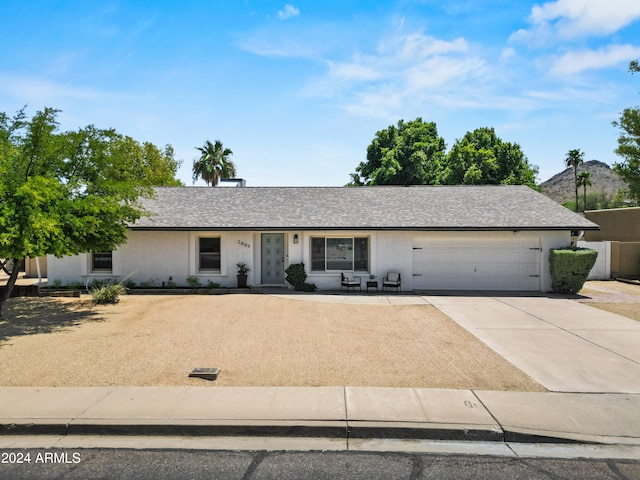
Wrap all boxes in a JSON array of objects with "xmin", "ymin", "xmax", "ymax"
[
  {"xmin": 285, "ymin": 263, "xmax": 306, "ymax": 286},
  {"xmin": 549, "ymin": 248, "xmax": 598, "ymax": 294},
  {"xmin": 206, "ymin": 280, "xmax": 221, "ymax": 289},
  {"xmin": 122, "ymin": 279, "xmax": 136, "ymax": 289},
  {"xmin": 67, "ymin": 281, "xmax": 84, "ymax": 290},
  {"xmin": 285, "ymin": 263, "xmax": 317, "ymax": 292},
  {"xmin": 186, "ymin": 276, "xmax": 201, "ymax": 288},
  {"xmin": 298, "ymin": 282, "xmax": 317, "ymax": 292},
  {"xmin": 91, "ymin": 283, "xmax": 127, "ymax": 304},
  {"xmin": 166, "ymin": 276, "xmax": 177, "ymax": 288}
]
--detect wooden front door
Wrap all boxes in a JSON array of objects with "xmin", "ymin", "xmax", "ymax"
[{"xmin": 261, "ymin": 233, "xmax": 285, "ymax": 284}]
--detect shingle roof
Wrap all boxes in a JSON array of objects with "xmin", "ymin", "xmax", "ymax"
[{"xmin": 130, "ymin": 186, "xmax": 599, "ymax": 231}]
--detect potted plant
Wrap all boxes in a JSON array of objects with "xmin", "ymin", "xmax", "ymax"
[{"xmin": 236, "ymin": 262, "xmax": 250, "ymax": 288}]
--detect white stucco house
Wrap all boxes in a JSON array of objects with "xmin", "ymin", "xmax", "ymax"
[{"xmin": 47, "ymin": 185, "xmax": 599, "ymax": 292}]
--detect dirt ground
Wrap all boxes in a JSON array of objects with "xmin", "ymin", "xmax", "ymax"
[
  {"xmin": 0, "ymin": 294, "xmax": 544, "ymax": 391},
  {"xmin": 578, "ymin": 280, "xmax": 640, "ymax": 322}
]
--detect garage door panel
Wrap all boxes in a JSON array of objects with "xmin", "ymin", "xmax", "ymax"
[
  {"xmin": 505, "ymin": 264, "xmax": 523, "ymax": 276},
  {"xmin": 413, "ymin": 237, "xmax": 541, "ymax": 291},
  {"xmin": 505, "ymin": 251, "xmax": 524, "ymax": 262},
  {"xmin": 480, "ymin": 264, "xmax": 507, "ymax": 276},
  {"xmin": 456, "ymin": 251, "xmax": 473, "ymax": 263},
  {"xmin": 478, "ymin": 251, "xmax": 496, "ymax": 263},
  {"xmin": 475, "ymin": 276, "xmax": 504, "ymax": 289}
]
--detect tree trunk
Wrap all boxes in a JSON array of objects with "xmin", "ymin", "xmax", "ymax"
[
  {"xmin": 0, "ymin": 258, "xmax": 22, "ymax": 318},
  {"xmin": 583, "ymin": 184, "xmax": 587, "ymax": 212},
  {"xmin": 574, "ymin": 169, "xmax": 579, "ymax": 212}
]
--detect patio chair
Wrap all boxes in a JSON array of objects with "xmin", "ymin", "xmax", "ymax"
[
  {"xmin": 341, "ymin": 272, "xmax": 361, "ymax": 293},
  {"xmin": 382, "ymin": 272, "xmax": 401, "ymax": 293}
]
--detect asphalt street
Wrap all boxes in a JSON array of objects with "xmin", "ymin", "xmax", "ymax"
[{"xmin": 2, "ymin": 449, "xmax": 640, "ymax": 480}]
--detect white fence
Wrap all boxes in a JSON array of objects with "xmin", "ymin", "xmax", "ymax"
[{"xmin": 577, "ymin": 241, "xmax": 611, "ymax": 280}]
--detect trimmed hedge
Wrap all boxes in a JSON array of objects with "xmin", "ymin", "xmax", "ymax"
[{"xmin": 549, "ymin": 248, "xmax": 598, "ymax": 294}]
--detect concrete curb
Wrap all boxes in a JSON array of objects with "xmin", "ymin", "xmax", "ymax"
[
  {"xmin": 0, "ymin": 419, "xmax": 640, "ymax": 445},
  {"xmin": 0, "ymin": 420, "xmax": 507, "ymax": 442},
  {"xmin": 1, "ymin": 419, "xmax": 635, "ymax": 445}
]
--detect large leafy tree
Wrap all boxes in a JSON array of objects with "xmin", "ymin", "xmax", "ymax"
[
  {"xmin": 0, "ymin": 107, "xmax": 175, "ymax": 314},
  {"xmin": 192, "ymin": 140, "xmax": 236, "ymax": 186},
  {"xmin": 111, "ymin": 136, "xmax": 183, "ymax": 187},
  {"xmin": 565, "ymin": 149, "xmax": 584, "ymax": 212},
  {"xmin": 440, "ymin": 127, "xmax": 538, "ymax": 187},
  {"xmin": 613, "ymin": 60, "xmax": 640, "ymax": 204},
  {"xmin": 349, "ymin": 118, "xmax": 445, "ymax": 186}
]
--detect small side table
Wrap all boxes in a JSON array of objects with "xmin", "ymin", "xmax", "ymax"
[{"xmin": 366, "ymin": 280, "xmax": 378, "ymax": 293}]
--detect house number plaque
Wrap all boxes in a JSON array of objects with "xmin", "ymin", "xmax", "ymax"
[{"xmin": 237, "ymin": 240, "xmax": 251, "ymax": 248}]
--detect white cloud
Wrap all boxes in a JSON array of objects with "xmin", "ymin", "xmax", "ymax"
[
  {"xmin": 0, "ymin": 74, "xmax": 115, "ymax": 102},
  {"xmin": 405, "ymin": 56, "xmax": 481, "ymax": 91},
  {"xmin": 237, "ymin": 33, "xmax": 314, "ymax": 58},
  {"xmin": 278, "ymin": 4, "xmax": 300, "ymax": 20},
  {"xmin": 549, "ymin": 44, "xmax": 640, "ymax": 75},
  {"xmin": 325, "ymin": 32, "xmax": 473, "ymax": 86},
  {"xmin": 305, "ymin": 31, "xmax": 486, "ymax": 118},
  {"xmin": 342, "ymin": 89, "xmax": 404, "ymax": 119},
  {"xmin": 241, "ymin": 18, "xmax": 616, "ymax": 120},
  {"xmin": 390, "ymin": 32, "xmax": 468, "ymax": 59},
  {"xmin": 522, "ymin": 86, "xmax": 620, "ymax": 110},
  {"xmin": 512, "ymin": 0, "xmax": 640, "ymax": 42},
  {"xmin": 326, "ymin": 60, "xmax": 382, "ymax": 83},
  {"xmin": 235, "ymin": 24, "xmax": 337, "ymax": 59},
  {"xmin": 500, "ymin": 47, "xmax": 516, "ymax": 61}
]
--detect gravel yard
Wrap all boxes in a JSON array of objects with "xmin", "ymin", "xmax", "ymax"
[
  {"xmin": 0, "ymin": 294, "xmax": 543, "ymax": 390},
  {"xmin": 578, "ymin": 280, "xmax": 640, "ymax": 322}
]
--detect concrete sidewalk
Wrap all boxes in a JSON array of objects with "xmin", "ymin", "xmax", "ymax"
[{"xmin": 1, "ymin": 386, "xmax": 639, "ymax": 446}]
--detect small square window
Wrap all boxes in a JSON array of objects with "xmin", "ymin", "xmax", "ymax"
[
  {"xmin": 199, "ymin": 237, "xmax": 221, "ymax": 271},
  {"xmin": 92, "ymin": 252, "xmax": 113, "ymax": 272}
]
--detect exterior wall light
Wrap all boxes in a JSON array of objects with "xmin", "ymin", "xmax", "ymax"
[{"xmin": 293, "ymin": 234, "xmax": 299, "ymax": 244}]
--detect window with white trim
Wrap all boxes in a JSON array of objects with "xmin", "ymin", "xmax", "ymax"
[
  {"xmin": 199, "ymin": 237, "xmax": 221, "ymax": 272},
  {"xmin": 311, "ymin": 237, "xmax": 369, "ymax": 272}
]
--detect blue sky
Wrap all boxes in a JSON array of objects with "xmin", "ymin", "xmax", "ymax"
[{"xmin": 2, "ymin": 0, "xmax": 640, "ymax": 186}]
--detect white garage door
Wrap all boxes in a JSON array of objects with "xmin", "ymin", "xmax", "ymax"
[{"xmin": 412, "ymin": 236, "xmax": 541, "ymax": 291}]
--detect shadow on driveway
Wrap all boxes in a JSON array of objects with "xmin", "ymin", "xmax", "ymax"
[{"xmin": 0, "ymin": 297, "xmax": 104, "ymax": 342}]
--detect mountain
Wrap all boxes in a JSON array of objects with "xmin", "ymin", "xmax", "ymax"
[{"xmin": 539, "ymin": 160, "xmax": 627, "ymax": 205}]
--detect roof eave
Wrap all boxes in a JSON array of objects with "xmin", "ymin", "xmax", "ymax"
[{"xmin": 128, "ymin": 225, "xmax": 599, "ymax": 232}]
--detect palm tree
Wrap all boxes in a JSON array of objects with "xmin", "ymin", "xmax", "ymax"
[
  {"xmin": 192, "ymin": 140, "xmax": 236, "ymax": 186},
  {"xmin": 565, "ymin": 149, "xmax": 584, "ymax": 212},
  {"xmin": 576, "ymin": 171, "xmax": 592, "ymax": 212}
]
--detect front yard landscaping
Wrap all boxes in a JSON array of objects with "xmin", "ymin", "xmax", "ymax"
[{"xmin": 0, "ymin": 294, "xmax": 543, "ymax": 391}]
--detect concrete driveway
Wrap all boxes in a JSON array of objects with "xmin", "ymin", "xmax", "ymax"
[{"xmin": 424, "ymin": 293, "xmax": 640, "ymax": 393}]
